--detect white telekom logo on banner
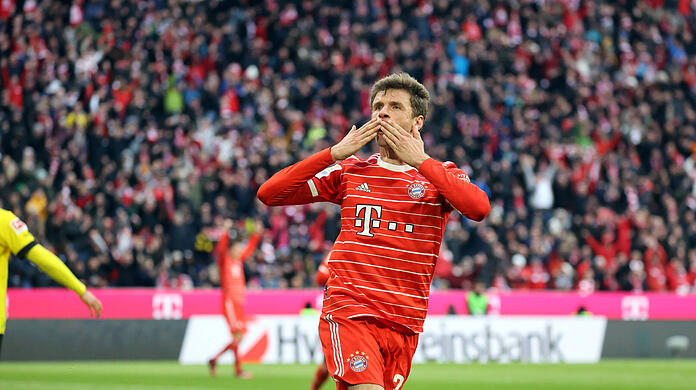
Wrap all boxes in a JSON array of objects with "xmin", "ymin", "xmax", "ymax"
[
  {"xmin": 179, "ymin": 316, "xmax": 607, "ymax": 364},
  {"xmin": 620, "ymin": 296, "xmax": 650, "ymax": 321},
  {"xmin": 152, "ymin": 294, "xmax": 183, "ymax": 319}
]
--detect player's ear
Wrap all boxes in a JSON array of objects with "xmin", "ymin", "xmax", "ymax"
[{"xmin": 411, "ymin": 115, "xmax": 424, "ymax": 134}]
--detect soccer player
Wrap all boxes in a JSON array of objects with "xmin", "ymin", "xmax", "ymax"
[
  {"xmin": 258, "ymin": 73, "xmax": 490, "ymax": 390},
  {"xmin": 0, "ymin": 208, "xmax": 102, "ymax": 355},
  {"xmin": 208, "ymin": 219, "xmax": 263, "ymax": 379},
  {"xmin": 309, "ymin": 254, "xmax": 330, "ymax": 390}
]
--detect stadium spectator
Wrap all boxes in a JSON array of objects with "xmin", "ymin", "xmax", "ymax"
[{"xmin": 466, "ymin": 281, "xmax": 489, "ymax": 315}]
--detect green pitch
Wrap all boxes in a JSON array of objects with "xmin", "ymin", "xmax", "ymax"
[{"xmin": 0, "ymin": 360, "xmax": 694, "ymax": 390}]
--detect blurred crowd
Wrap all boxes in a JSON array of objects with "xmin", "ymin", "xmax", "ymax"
[{"xmin": 2, "ymin": 0, "xmax": 696, "ymax": 294}]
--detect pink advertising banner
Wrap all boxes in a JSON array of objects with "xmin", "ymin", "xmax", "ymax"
[{"xmin": 6, "ymin": 288, "xmax": 696, "ymax": 320}]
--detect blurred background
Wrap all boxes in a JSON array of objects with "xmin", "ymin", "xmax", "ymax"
[{"xmin": 2, "ymin": 0, "xmax": 695, "ymax": 295}]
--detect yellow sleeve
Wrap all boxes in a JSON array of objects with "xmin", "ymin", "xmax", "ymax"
[
  {"xmin": 25, "ymin": 244, "xmax": 87, "ymax": 296},
  {"xmin": 0, "ymin": 209, "xmax": 36, "ymax": 256}
]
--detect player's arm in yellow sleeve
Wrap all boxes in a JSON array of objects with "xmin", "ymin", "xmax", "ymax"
[
  {"xmin": 22, "ymin": 244, "xmax": 103, "ymax": 317},
  {"xmin": 2, "ymin": 209, "xmax": 103, "ymax": 317}
]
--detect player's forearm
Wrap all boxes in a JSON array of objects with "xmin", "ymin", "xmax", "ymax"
[
  {"xmin": 239, "ymin": 233, "xmax": 261, "ymax": 261},
  {"xmin": 418, "ymin": 158, "xmax": 490, "ymax": 221},
  {"xmin": 216, "ymin": 230, "xmax": 229, "ymax": 259},
  {"xmin": 257, "ymin": 148, "xmax": 334, "ymax": 206},
  {"xmin": 25, "ymin": 244, "xmax": 86, "ymax": 296}
]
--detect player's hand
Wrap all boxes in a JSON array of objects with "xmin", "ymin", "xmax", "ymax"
[
  {"xmin": 378, "ymin": 119, "xmax": 430, "ymax": 168},
  {"xmin": 80, "ymin": 290, "xmax": 103, "ymax": 318},
  {"xmin": 330, "ymin": 117, "xmax": 381, "ymax": 161}
]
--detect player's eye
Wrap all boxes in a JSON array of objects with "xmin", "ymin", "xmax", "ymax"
[{"xmin": 392, "ymin": 104, "xmax": 401, "ymax": 110}]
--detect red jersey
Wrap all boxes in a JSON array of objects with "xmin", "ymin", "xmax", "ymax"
[
  {"xmin": 258, "ymin": 148, "xmax": 489, "ymax": 332},
  {"xmin": 216, "ymin": 231, "xmax": 261, "ymax": 301}
]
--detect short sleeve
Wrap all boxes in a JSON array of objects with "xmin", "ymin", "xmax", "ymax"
[
  {"xmin": 0, "ymin": 210, "xmax": 36, "ymax": 256},
  {"xmin": 307, "ymin": 162, "xmax": 344, "ymax": 204}
]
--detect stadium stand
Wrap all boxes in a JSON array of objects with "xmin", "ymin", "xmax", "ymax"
[{"xmin": 1, "ymin": 0, "xmax": 695, "ymax": 293}]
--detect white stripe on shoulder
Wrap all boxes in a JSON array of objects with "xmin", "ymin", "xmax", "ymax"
[
  {"xmin": 307, "ymin": 179, "xmax": 318, "ymax": 197},
  {"xmin": 315, "ymin": 164, "xmax": 342, "ymax": 179}
]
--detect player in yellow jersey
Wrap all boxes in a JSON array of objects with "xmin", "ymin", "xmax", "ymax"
[{"xmin": 0, "ymin": 208, "xmax": 103, "ymax": 355}]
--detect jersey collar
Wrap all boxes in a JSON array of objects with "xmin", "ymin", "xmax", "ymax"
[{"xmin": 377, "ymin": 155, "xmax": 415, "ymax": 172}]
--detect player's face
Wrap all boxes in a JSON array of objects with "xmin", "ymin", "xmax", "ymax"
[{"xmin": 371, "ymin": 89, "xmax": 422, "ymax": 147}]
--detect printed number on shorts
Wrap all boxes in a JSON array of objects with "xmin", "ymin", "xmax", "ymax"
[{"xmin": 393, "ymin": 374, "xmax": 405, "ymax": 390}]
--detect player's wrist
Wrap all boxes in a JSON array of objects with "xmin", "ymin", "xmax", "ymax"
[
  {"xmin": 330, "ymin": 145, "xmax": 347, "ymax": 161},
  {"xmin": 412, "ymin": 154, "xmax": 431, "ymax": 169}
]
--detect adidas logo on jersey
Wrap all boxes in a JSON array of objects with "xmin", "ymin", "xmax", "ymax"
[{"xmin": 355, "ymin": 183, "xmax": 371, "ymax": 192}]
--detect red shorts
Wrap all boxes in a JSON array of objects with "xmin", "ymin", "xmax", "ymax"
[
  {"xmin": 318, "ymin": 315, "xmax": 419, "ymax": 389},
  {"xmin": 222, "ymin": 297, "xmax": 246, "ymax": 334}
]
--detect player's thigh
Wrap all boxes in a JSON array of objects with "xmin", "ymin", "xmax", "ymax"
[
  {"xmin": 382, "ymin": 332, "xmax": 419, "ymax": 390},
  {"xmin": 318, "ymin": 315, "xmax": 384, "ymax": 387}
]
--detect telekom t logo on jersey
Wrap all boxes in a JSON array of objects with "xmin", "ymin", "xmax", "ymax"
[
  {"xmin": 354, "ymin": 204, "xmax": 414, "ymax": 237},
  {"xmin": 355, "ymin": 205, "xmax": 382, "ymax": 237}
]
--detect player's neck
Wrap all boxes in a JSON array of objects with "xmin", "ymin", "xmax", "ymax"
[{"xmin": 379, "ymin": 146, "xmax": 405, "ymax": 166}]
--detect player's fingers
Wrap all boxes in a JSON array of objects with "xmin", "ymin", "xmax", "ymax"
[
  {"xmin": 380, "ymin": 122, "xmax": 401, "ymax": 142},
  {"xmin": 359, "ymin": 126, "xmax": 379, "ymax": 141},
  {"xmin": 387, "ymin": 121, "xmax": 411, "ymax": 137},
  {"xmin": 382, "ymin": 132, "xmax": 399, "ymax": 150},
  {"xmin": 359, "ymin": 118, "xmax": 380, "ymax": 133},
  {"xmin": 359, "ymin": 132, "xmax": 377, "ymax": 144},
  {"xmin": 381, "ymin": 119, "xmax": 407, "ymax": 135},
  {"xmin": 380, "ymin": 127, "xmax": 400, "ymax": 146},
  {"xmin": 379, "ymin": 121, "xmax": 402, "ymax": 139},
  {"xmin": 411, "ymin": 125, "xmax": 422, "ymax": 138}
]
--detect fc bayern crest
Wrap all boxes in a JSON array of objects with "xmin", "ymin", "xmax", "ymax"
[
  {"xmin": 349, "ymin": 354, "xmax": 368, "ymax": 372},
  {"xmin": 407, "ymin": 182, "xmax": 425, "ymax": 199}
]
